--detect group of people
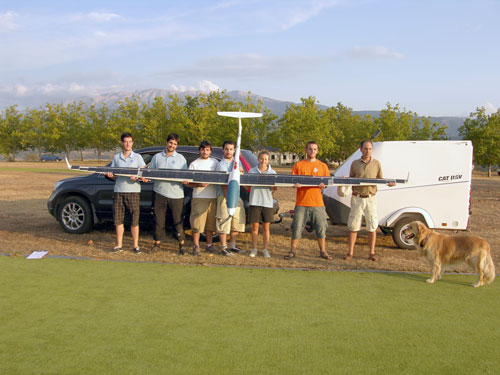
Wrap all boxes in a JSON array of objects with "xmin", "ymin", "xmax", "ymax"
[{"xmin": 107, "ymin": 132, "xmax": 394, "ymax": 261}]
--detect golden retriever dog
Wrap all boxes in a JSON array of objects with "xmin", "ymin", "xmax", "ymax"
[{"xmin": 403, "ymin": 221, "xmax": 495, "ymax": 287}]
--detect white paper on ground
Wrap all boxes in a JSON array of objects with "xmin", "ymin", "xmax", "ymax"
[{"xmin": 26, "ymin": 251, "xmax": 48, "ymax": 259}]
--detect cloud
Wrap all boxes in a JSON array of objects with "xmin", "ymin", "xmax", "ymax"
[
  {"xmin": 158, "ymin": 54, "xmax": 325, "ymax": 80},
  {"xmin": 0, "ymin": 11, "xmax": 19, "ymax": 32},
  {"xmin": 278, "ymin": 0, "xmax": 341, "ymax": 31},
  {"xmin": 15, "ymin": 85, "xmax": 29, "ymax": 97},
  {"xmin": 198, "ymin": 80, "xmax": 221, "ymax": 92},
  {"xmin": 484, "ymin": 102, "xmax": 497, "ymax": 115},
  {"xmin": 170, "ymin": 80, "xmax": 221, "ymax": 93},
  {"xmin": 0, "ymin": 1, "xmax": 342, "ymax": 72},
  {"xmin": 348, "ymin": 46, "xmax": 404, "ymax": 60},
  {"xmin": 69, "ymin": 12, "xmax": 121, "ymax": 23}
]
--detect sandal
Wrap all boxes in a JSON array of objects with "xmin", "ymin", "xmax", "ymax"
[
  {"xmin": 284, "ymin": 251, "xmax": 296, "ymax": 260},
  {"xmin": 368, "ymin": 254, "xmax": 378, "ymax": 261},
  {"xmin": 343, "ymin": 254, "xmax": 353, "ymax": 261},
  {"xmin": 320, "ymin": 252, "xmax": 332, "ymax": 260}
]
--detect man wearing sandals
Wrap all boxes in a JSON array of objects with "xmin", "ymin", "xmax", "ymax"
[
  {"xmin": 285, "ymin": 141, "xmax": 332, "ymax": 261},
  {"xmin": 343, "ymin": 140, "xmax": 395, "ymax": 262},
  {"xmin": 106, "ymin": 132, "xmax": 147, "ymax": 254}
]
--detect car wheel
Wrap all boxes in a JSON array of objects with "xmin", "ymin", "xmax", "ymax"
[
  {"xmin": 57, "ymin": 196, "xmax": 94, "ymax": 234},
  {"xmin": 392, "ymin": 215, "xmax": 421, "ymax": 250}
]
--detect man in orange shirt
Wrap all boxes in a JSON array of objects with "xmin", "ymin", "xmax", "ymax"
[{"xmin": 284, "ymin": 141, "xmax": 332, "ymax": 261}]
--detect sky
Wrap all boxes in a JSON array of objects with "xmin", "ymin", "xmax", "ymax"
[{"xmin": 1, "ymin": 0, "xmax": 499, "ymax": 116}]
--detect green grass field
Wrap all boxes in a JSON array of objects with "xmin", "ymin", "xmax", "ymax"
[{"xmin": 0, "ymin": 256, "xmax": 498, "ymax": 375}]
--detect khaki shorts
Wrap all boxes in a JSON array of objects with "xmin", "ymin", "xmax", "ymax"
[
  {"xmin": 347, "ymin": 195, "xmax": 378, "ymax": 232},
  {"xmin": 190, "ymin": 198, "xmax": 217, "ymax": 233},
  {"xmin": 216, "ymin": 195, "xmax": 246, "ymax": 234},
  {"xmin": 291, "ymin": 205, "xmax": 327, "ymax": 240}
]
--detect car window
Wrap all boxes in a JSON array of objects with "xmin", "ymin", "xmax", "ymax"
[
  {"xmin": 182, "ymin": 152, "xmax": 202, "ymax": 166},
  {"xmin": 141, "ymin": 153, "xmax": 157, "ymax": 165}
]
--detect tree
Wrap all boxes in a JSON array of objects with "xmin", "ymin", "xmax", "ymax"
[
  {"xmin": 86, "ymin": 103, "xmax": 117, "ymax": 162},
  {"xmin": 110, "ymin": 96, "xmax": 144, "ymax": 147},
  {"xmin": 375, "ymin": 103, "xmax": 447, "ymax": 141},
  {"xmin": 459, "ymin": 107, "xmax": 500, "ymax": 177},
  {"xmin": 0, "ymin": 105, "xmax": 25, "ymax": 161},
  {"xmin": 324, "ymin": 103, "xmax": 373, "ymax": 161},
  {"xmin": 47, "ymin": 102, "xmax": 86, "ymax": 160},
  {"xmin": 23, "ymin": 106, "xmax": 53, "ymax": 159},
  {"xmin": 141, "ymin": 96, "xmax": 169, "ymax": 147},
  {"xmin": 272, "ymin": 97, "xmax": 339, "ymax": 161}
]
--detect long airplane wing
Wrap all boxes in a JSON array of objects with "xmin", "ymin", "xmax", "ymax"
[{"xmin": 66, "ymin": 159, "xmax": 407, "ymax": 186}]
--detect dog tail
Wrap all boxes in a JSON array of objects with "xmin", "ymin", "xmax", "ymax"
[{"xmin": 482, "ymin": 245, "xmax": 496, "ymax": 285}]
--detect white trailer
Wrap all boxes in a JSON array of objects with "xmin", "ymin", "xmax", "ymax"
[{"xmin": 323, "ymin": 140, "xmax": 473, "ymax": 249}]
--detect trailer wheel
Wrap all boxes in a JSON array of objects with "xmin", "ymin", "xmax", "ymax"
[{"xmin": 392, "ymin": 215, "xmax": 421, "ymax": 249}]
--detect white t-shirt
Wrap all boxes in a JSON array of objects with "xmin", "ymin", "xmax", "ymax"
[{"xmin": 189, "ymin": 157, "xmax": 218, "ymax": 198}]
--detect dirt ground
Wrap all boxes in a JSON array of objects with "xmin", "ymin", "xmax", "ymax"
[{"xmin": 1, "ymin": 162, "xmax": 499, "ymax": 274}]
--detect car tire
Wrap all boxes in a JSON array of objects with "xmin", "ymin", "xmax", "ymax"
[
  {"xmin": 57, "ymin": 196, "xmax": 94, "ymax": 234},
  {"xmin": 392, "ymin": 215, "xmax": 421, "ymax": 250}
]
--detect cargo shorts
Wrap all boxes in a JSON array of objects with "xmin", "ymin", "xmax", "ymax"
[
  {"xmin": 347, "ymin": 195, "xmax": 378, "ymax": 232},
  {"xmin": 291, "ymin": 205, "xmax": 328, "ymax": 240}
]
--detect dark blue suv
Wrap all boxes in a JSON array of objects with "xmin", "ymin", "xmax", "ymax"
[{"xmin": 48, "ymin": 146, "xmax": 277, "ymax": 234}]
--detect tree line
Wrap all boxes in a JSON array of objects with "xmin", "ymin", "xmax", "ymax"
[{"xmin": 0, "ymin": 89, "xmax": 477, "ymax": 165}]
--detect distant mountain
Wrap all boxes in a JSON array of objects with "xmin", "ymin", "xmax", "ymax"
[{"xmin": 72, "ymin": 88, "xmax": 465, "ymax": 139}]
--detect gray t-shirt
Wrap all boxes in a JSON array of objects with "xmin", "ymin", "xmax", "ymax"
[
  {"xmin": 110, "ymin": 151, "xmax": 146, "ymax": 193},
  {"xmin": 248, "ymin": 165, "xmax": 276, "ymax": 208},
  {"xmin": 149, "ymin": 150, "xmax": 187, "ymax": 199}
]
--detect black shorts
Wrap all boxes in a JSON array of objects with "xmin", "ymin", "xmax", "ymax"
[{"xmin": 248, "ymin": 205, "xmax": 274, "ymax": 224}]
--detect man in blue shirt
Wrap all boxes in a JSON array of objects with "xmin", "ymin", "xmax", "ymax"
[
  {"xmin": 106, "ymin": 132, "xmax": 146, "ymax": 253},
  {"xmin": 149, "ymin": 133, "xmax": 188, "ymax": 254}
]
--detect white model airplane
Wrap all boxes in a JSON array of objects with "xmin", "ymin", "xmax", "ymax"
[{"xmin": 66, "ymin": 111, "xmax": 407, "ymax": 218}]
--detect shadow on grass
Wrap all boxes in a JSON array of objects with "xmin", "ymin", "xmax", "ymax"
[{"xmin": 382, "ymin": 271, "xmax": 473, "ymax": 287}]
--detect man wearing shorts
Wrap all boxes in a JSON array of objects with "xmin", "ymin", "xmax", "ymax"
[
  {"xmin": 188, "ymin": 140, "xmax": 218, "ymax": 256},
  {"xmin": 149, "ymin": 133, "xmax": 188, "ymax": 255},
  {"xmin": 106, "ymin": 132, "xmax": 146, "ymax": 254},
  {"xmin": 344, "ymin": 140, "xmax": 395, "ymax": 261},
  {"xmin": 215, "ymin": 140, "xmax": 246, "ymax": 257},
  {"xmin": 284, "ymin": 141, "xmax": 332, "ymax": 261}
]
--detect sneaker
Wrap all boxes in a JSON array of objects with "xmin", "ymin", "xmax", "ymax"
[
  {"xmin": 228, "ymin": 245, "xmax": 244, "ymax": 254},
  {"xmin": 220, "ymin": 246, "xmax": 234, "ymax": 257},
  {"xmin": 178, "ymin": 243, "xmax": 186, "ymax": 255},
  {"xmin": 205, "ymin": 244, "xmax": 218, "ymax": 254},
  {"xmin": 249, "ymin": 249, "xmax": 258, "ymax": 257},
  {"xmin": 262, "ymin": 249, "xmax": 271, "ymax": 258},
  {"xmin": 192, "ymin": 246, "xmax": 201, "ymax": 256},
  {"xmin": 133, "ymin": 247, "xmax": 141, "ymax": 254},
  {"xmin": 111, "ymin": 246, "xmax": 123, "ymax": 253}
]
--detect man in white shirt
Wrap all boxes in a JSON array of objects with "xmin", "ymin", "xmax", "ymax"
[{"xmin": 188, "ymin": 140, "xmax": 218, "ymax": 256}]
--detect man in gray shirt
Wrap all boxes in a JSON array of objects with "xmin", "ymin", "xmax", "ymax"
[
  {"xmin": 106, "ymin": 132, "xmax": 146, "ymax": 253},
  {"xmin": 149, "ymin": 133, "xmax": 188, "ymax": 254}
]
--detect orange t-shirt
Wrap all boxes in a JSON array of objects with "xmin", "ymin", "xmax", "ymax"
[{"xmin": 292, "ymin": 159, "xmax": 329, "ymax": 207}]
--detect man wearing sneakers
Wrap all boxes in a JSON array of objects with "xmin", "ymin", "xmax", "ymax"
[
  {"xmin": 215, "ymin": 140, "xmax": 246, "ymax": 257},
  {"xmin": 106, "ymin": 132, "xmax": 147, "ymax": 254},
  {"xmin": 188, "ymin": 140, "xmax": 218, "ymax": 256},
  {"xmin": 284, "ymin": 141, "xmax": 332, "ymax": 261},
  {"xmin": 149, "ymin": 133, "xmax": 188, "ymax": 255},
  {"xmin": 344, "ymin": 140, "xmax": 395, "ymax": 261}
]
